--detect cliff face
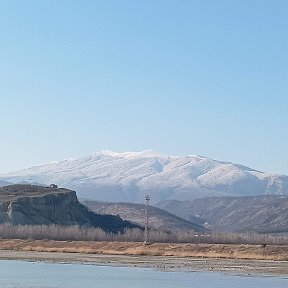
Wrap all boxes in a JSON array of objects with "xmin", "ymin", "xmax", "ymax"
[{"xmin": 0, "ymin": 185, "xmax": 138, "ymax": 233}]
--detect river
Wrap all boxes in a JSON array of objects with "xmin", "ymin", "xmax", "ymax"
[{"xmin": 0, "ymin": 260, "xmax": 287, "ymax": 288}]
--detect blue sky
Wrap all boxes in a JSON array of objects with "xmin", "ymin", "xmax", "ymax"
[{"xmin": 0, "ymin": 0, "xmax": 287, "ymax": 174}]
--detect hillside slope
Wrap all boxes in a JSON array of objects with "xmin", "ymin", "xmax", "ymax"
[
  {"xmin": 81, "ymin": 200, "xmax": 207, "ymax": 232},
  {"xmin": 1, "ymin": 150, "xmax": 287, "ymax": 202},
  {"xmin": 0, "ymin": 184, "xmax": 138, "ymax": 233},
  {"xmin": 156, "ymin": 196, "xmax": 288, "ymax": 233}
]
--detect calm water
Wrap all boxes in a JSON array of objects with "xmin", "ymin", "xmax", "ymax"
[{"xmin": 0, "ymin": 260, "xmax": 287, "ymax": 288}]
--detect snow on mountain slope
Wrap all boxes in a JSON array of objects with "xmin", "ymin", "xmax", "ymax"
[{"xmin": 0, "ymin": 150, "xmax": 287, "ymax": 203}]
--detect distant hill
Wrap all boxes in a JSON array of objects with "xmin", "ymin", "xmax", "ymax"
[
  {"xmin": 156, "ymin": 196, "xmax": 288, "ymax": 233},
  {"xmin": 81, "ymin": 200, "xmax": 207, "ymax": 232},
  {"xmin": 1, "ymin": 150, "xmax": 287, "ymax": 203},
  {"xmin": 0, "ymin": 184, "xmax": 138, "ymax": 233},
  {"xmin": 0, "ymin": 180, "xmax": 11, "ymax": 187}
]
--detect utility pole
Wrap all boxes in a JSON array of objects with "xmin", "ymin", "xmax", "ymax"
[{"xmin": 144, "ymin": 195, "xmax": 150, "ymax": 245}]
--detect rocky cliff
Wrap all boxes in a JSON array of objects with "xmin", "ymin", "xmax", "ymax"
[{"xmin": 0, "ymin": 184, "xmax": 138, "ymax": 233}]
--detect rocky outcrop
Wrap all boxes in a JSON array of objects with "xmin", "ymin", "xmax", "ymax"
[{"xmin": 0, "ymin": 184, "xmax": 138, "ymax": 233}]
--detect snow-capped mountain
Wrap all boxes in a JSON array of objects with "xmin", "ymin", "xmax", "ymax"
[{"xmin": 0, "ymin": 150, "xmax": 287, "ymax": 203}]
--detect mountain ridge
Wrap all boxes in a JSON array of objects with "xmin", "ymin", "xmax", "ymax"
[
  {"xmin": 0, "ymin": 150, "xmax": 287, "ymax": 203},
  {"xmin": 156, "ymin": 195, "xmax": 288, "ymax": 233},
  {"xmin": 81, "ymin": 199, "xmax": 207, "ymax": 232}
]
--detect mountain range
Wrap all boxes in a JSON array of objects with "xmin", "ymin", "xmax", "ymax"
[
  {"xmin": 156, "ymin": 196, "xmax": 288, "ymax": 233},
  {"xmin": 0, "ymin": 150, "xmax": 287, "ymax": 203}
]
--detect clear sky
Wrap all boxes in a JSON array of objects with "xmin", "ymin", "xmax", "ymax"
[{"xmin": 0, "ymin": 0, "xmax": 287, "ymax": 175}]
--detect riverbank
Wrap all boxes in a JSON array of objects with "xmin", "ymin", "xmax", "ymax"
[
  {"xmin": 1, "ymin": 240, "xmax": 288, "ymax": 275},
  {"xmin": 1, "ymin": 249, "xmax": 288, "ymax": 275},
  {"xmin": 0, "ymin": 239, "xmax": 288, "ymax": 260}
]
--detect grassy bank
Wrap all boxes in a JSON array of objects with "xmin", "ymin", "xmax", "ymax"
[{"xmin": 0, "ymin": 239, "xmax": 288, "ymax": 261}]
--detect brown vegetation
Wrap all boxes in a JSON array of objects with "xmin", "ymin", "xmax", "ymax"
[
  {"xmin": 0, "ymin": 239, "xmax": 288, "ymax": 261},
  {"xmin": 0, "ymin": 224, "xmax": 288, "ymax": 245},
  {"xmin": 0, "ymin": 225, "xmax": 288, "ymax": 261}
]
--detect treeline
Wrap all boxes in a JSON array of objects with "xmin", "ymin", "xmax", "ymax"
[{"xmin": 0, "ymin": 224, "xmax": 287, "ymax": 245}]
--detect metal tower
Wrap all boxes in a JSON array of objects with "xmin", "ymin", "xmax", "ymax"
[{"xmin": 144, "ymin": 195, "xmax": 150, "ymax": 245}]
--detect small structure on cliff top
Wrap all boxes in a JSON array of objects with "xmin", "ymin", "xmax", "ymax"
[{"xmin": 49, "ymin": 184, "xmax": 58, "ymax": 189}]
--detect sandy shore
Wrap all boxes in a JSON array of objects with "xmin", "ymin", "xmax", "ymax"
[{"xmin": 1, "ymin": 249, "xmax": 288, "ymax": 276}]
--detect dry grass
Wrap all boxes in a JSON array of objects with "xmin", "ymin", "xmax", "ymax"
[
  {"xmin": 1, "ymin": 224, "xmax": 288, "ymax": 245},
  {"xmin": 0, "ymin": 239, "xmax": 288, "ymax": 261}
]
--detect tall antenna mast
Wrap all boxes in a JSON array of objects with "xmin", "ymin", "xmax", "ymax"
[{"xmin": 144, "ymin": 195, "xmax": 150, "ymax": 245}]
